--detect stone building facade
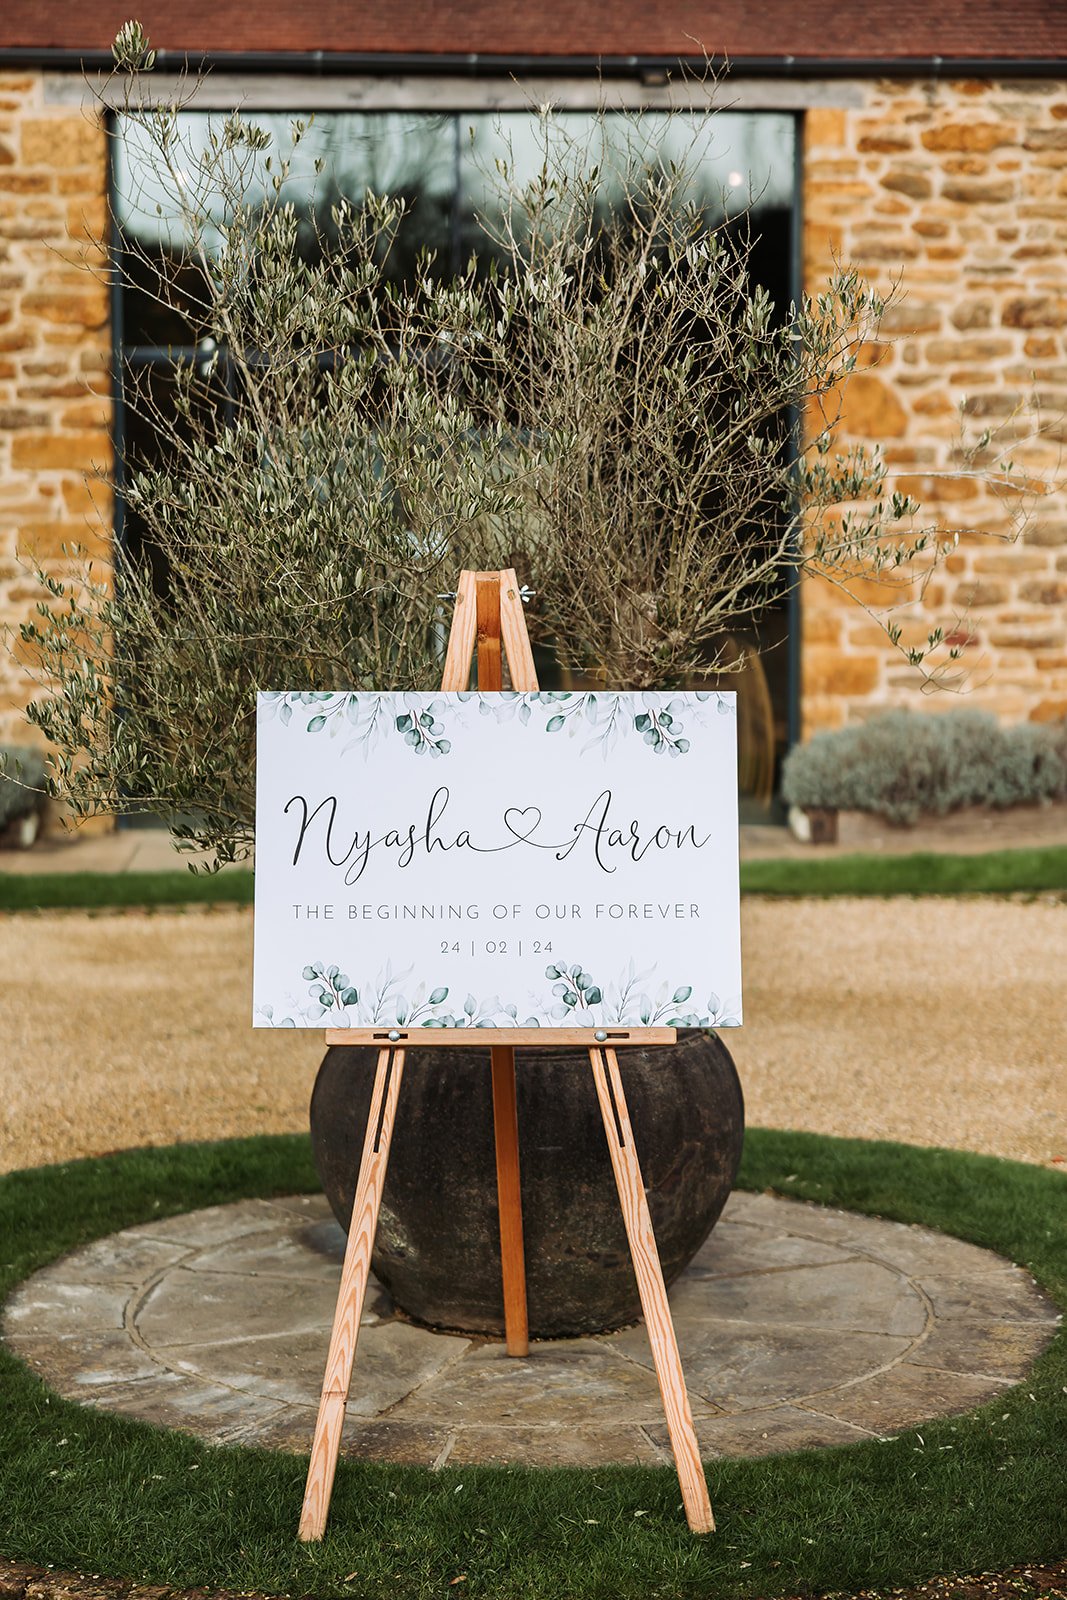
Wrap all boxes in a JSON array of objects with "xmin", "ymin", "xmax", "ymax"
[
  {"xmin": 0, "ymin": 70, "xmax": 111, "ymax": 747},
  {"xmin": 804, "ymin": 77, "xmax": 1067, "ymax": 733},
  {"xmin": 1, "ymin": 36, "xmax": 1066, "ymax": 766}
]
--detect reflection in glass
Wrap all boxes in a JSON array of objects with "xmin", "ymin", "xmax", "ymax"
[{"xmin": 111, "ymin": 106, "xmax": 797, "ymax": 810}]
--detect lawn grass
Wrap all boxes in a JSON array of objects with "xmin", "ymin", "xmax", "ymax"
[
  {"xmin": 740, "ymin": 844, "xmax": 1067, "ymax": 898},
  {"xmin": 0, "ymin": 868, "xmax": 255, "ymax": 911},
  {"xmin": 1, "ymin": 1131, "xmax": 1064, "ymax": 1600},
  {"xmin": 2, "ymin": 845, "xmax": 1066, "ymax": 911}
]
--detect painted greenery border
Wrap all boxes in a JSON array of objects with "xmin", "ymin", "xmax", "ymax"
[{"xmin": 0, "ymin": 1131, "xmax": 1063, "ymax": 1600}]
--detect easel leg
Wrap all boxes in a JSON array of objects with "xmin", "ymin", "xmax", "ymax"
[
  {"xmin": 298, "ymin": 1046, "xmax": 406, "ymax": 1542},
  {"xmin": 490, "ymin": 1045, "xmax": 529, "ymax": 1356},
  {"xmin": 589, "ymin": 1047, "xmax": 715, "ymax": 1535}
]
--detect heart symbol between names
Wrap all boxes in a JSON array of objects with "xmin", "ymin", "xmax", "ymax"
[{"xmin": 503, "ymin": 805, "xmax": 543, "ymax": 843}]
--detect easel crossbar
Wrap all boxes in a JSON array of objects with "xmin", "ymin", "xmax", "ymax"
[{"xmin": 325, "ymin": 1028, "xmax": 678, "ymax": 1047}]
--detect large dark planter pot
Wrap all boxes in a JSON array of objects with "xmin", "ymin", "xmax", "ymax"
[{"xmin": 310, "ymin": 1031, "xmax": 744, "ymax": 1338}]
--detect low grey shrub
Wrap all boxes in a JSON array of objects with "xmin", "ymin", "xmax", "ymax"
[
  {"xmin": 781, "ymin": 710, "xmax": 1067, "ymax": 825},
  {"xmin": 0, "ymin": 746, "xmax": 47, "ymax": 830}
]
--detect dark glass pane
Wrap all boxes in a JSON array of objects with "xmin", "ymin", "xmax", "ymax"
[
  {"xmin": 112, "ymin": 106, "xmax": 797, "ymax": 811},
  {"xmin": 112, "ymin": 110, "xmax": 459, "ymax": 346}
]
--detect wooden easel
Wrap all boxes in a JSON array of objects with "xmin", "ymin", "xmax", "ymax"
[{"xmin": 297, "ymin": 570, "xmax": 715, "ymax": 1540}]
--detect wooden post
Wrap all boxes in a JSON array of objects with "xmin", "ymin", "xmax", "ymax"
[
  {"xmin": 475, "ymin": 572, "xmax": 503, "ymax": 691},
  {"xmin": 443, "ymin": 569, "xmax": 532, "ymax": 1360},
  {"xmin": 589, "ymin": 1046, "xmax": 715, "ymax": 1535},
  {"xmin": 490, "ymin": 1044, "xmax": 529, "ymax": 1355},
  {"xmin": 298, "ymin": 1046, "xmax": 405, "ymax": 1542}
]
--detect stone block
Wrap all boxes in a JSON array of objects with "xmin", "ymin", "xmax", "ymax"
[
  {"xmin": 1029, "ymin": 697, "xmax": 1067, "ymax": 720},
  {"xmin": 633, "ymin": 1322, "xmax": 911, "ymax": 1414},
  {"xmin": 881, "ymin": 169, "xmax": 932, "ymax": 200},
  {"xmin": 332, "ymin": 1417, "xmax": 455, "ymax": 1465},
  {"xmin": 915, "ymin": 1268, "xmax": 1059, "ymax": 1325},
  {"xmin": 807, "ymin": 159, "xmax": 862, "ymax": 183},
  {"xmin": 185, "ymin": 1320, "xmax": 468, "ymax": 1416},
  {"xmin": 65, "ymin": 200, "xmax": 107, "ymax": 242},
  {"xmin": 19, "ymin": 290, "xmax": 107, "ymax": 328},
  {"xmin": 2, "ymin": 1278, "xmax": 128, "ymax": 1338},
  {"xmin": 20, "ymin": 116, "xmax": 103, "ymax": 169},
  {"xmin": 804, "ymin": 1362, "xmax": 1009, "ymax": 1435},
  {"xmin": 989, "ymin": 627, "xmax": 1065, "ymax": 650},
  {"xmin": 910, "ymin": 1319, "xmax": 1055, "ymax": 1379},
  {"xmin": 689, "ymin": 1403, "xmax": 872, "ymax": 1457},
  {"xmin": 926, "ymin": 337, "xmax": 1014, "ymax": 363},
  {"xmin": 1025, "ymin": 128, "xmax": 1067, "ymax": 151},
  {"xmin": 16, "ymin": 522, "xmax": 109, "ymax": 561},
  {"xmin": 448, "ymin": 1423, "xmax": 662, "ymax": 1467},
  {"xmin": 59, "ymin": 400, "xmax": 108, "ymax": 429},
  {"xmin": 0, "ymin": 406, "xmax": 46, "ymax": 429},
  {"xmin": 857, "ymin": 131, "xmax": 913, "ymax": 153},
  {"xmin": 952, "ymin": 579, "xmax": 1008, "ymax": 607},
  {"xmin": 670, "ymin": 1257, "xmax": 928, "ymax": 1338},
  {"xmin": 61, "ymin": 478, "xmax": 110, "ymax": 516},
  {"xmin": 848, "ymin": 620, "xmax": 936, "ymax": 649},
  {"xmin": 1012, "ymin": 240, "xmax": 1061, "ymax": 259},
  {"xmin": 803, "ymin": 650, "xmax": 882, "ymax": 697},
  {"xmin": 0, "ymin": 172, "xmax": 50, "ymax": 194},
  {"xmin": 839, "ymin": 373, "xmax": 908, "ymax": 438},
  {"xmin": 802, "ymin": 614, "xmax": 843, "ymax": 646},
  {"xmin": 44, "ymin": 326, "xmax": 102, "ymax": 347},
  {"xmin": 973, "ymin": 551, "xmax": 1050, "ymax": 574},
  {"xmin": 137, "ymin": 1265, "xmax": 337, "ymax": 1352},
  {"xmin": 942, "ymin": 178, "xmax": 1016, "ymax": 204},
  {"xmin": 10, "ymin": 431, "xmax": 111, "ymax": 471},
  {"xmin": 1020, "ymin": 577, "xmax": 1067, "ymax": 605},
  {"xmin": 921, "ymin": 123, "xmax": 1016, "ymax": 152},
  {"xmin": 961, "ymin": 391, "xmax": 1025, "ymax": 418},
  {"xmin": 1003, "ymin": 295, "xmax": 1067, "ymax": 328},
  {"xmin": 18, "ymin": 377, "xmax": 91, "ymax": 400},
  {"xmin": 129, "ymin": 1197, "xmax": 306, "ymax": 1248},
  {"xmin": 912, "ymin": 389, "xmax": 955, "ymax": 416},
  {"xmin": 852, "ymin": 237, "xmax": 922, "ymax": 262},
  {"xmin": 943, "ymin": 155, "xmax": 990, "ymax": 177},
  {"xmin": 396, "ymin": 1342, "xmax": 667, "ymax": 1427},
  {"xmin": 804, "ymin": 108, "xmax": 847, "ymax": 148},
  {"xmin": 689, "ymin": 1216, "xmax": 851, "ymax": 1277},
  {"xmin": 879, "ymin": 302, "xmax": 942, "ymax": 336}
]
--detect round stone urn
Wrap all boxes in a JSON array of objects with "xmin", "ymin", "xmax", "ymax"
[{"xmin": 310, "ymin": 1031, "xmax": 744, "ymax": 1338}]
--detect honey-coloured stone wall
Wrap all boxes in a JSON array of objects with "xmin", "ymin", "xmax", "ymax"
[
  {"xmin": 0, "ymin": 70, "xmax": 111, "ymax": 750},
  {"xmin": 2, "ymin": 68, "xmax": 1065, "ymax": 770},
  {"xmin": 803, "ymin": 78, "xmax": 1067, "ymax": 733}
]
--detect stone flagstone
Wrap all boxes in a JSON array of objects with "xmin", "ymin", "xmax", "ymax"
[{"xmin": 3, "ymin": 1191, "xmax": 1058, "ymax": 1468}]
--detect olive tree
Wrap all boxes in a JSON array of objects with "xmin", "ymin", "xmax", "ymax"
[{"xmin": 16, "ymin": 22, "xmax": 1031, "ymax": 864}]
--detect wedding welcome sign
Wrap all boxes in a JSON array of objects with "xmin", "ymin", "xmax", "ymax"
[{"xmin": 253, "ymin": 690, "xmax": 742, "ymax": 1032}]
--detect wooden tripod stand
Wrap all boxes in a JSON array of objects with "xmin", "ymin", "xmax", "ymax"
[{"xmin": 297, "ymin": 570, "xmax": 715, "ymax": 1540}]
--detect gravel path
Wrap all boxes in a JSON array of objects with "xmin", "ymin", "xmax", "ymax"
[{"xmin": 0, "ymin": 899, "xmax": 1062, "ymax": 1173}]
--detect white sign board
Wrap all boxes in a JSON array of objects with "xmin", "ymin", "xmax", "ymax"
[{"xmin": 253, "ymin": 691, "xmax": 742, "ymax": 1030}]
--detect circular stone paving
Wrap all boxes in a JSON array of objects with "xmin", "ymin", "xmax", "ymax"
[{"xmin": 3, "ymin": 1191, "xmax": 1058, "ymax": 1468}]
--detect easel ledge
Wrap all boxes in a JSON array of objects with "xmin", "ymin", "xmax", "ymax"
[{"xmin": 325, "ymin": 1027, "xmax": 677, "ymax": 1047}]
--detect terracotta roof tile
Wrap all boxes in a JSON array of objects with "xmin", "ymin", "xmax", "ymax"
[{"xmin": 1, "ymin": 0, "xmax": 1065, "ymax": 60}]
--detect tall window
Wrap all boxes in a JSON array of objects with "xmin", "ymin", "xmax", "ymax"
[{"xmin": 111, "ymin": 107, "xmax": 798, "ymax": 810}]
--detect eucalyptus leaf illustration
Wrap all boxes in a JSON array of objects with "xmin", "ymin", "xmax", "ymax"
[{"xmin": 272, "ymin": 956, "xmax": 739, "ymax": 1030}]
